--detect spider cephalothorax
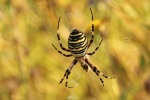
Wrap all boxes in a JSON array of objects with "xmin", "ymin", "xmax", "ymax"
[{"xmin": 52, "ymin": 8, "xmax": 115, "ymax": 88}]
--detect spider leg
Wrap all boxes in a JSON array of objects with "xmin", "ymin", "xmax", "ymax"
[
  {"xmin": 59, "ymin": 59, "xmax": 78, "ymax": 88},
  {"xmin": 85, "ymin": 58, "xmax": 116, "ymax": 86},
  {"xmin": 52, "ymin": 44, "xmax": 72, "ymax": 57},
  {"xmin": 56, "ymin": 17, "xmax": 70, "ymax": 52},
  {"xmin": 88, "ymin": 8, "xmax": 94, "ymax": 49},
  {"xmin": 87, "ymin": 38, "xmax": 103, "ymax": 55}
]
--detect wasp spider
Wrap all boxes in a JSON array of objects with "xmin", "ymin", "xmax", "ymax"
[{"xmin": 52, "ymin": 8, "xmax": 116, "ymax": 88}]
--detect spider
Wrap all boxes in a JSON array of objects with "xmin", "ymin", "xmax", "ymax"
[{"xmin": 52, "ymin": 8, "xmax": 116, "ymax": 88}]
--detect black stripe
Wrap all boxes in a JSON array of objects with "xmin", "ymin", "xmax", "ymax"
[
  {"xmin": 71, "ymin": 48, "xmax": 87, "ymax": 54},
  {"xmin": 68, "ymin": 41, "xmax": 87, "ymax": 49},
  {"xmin": 68, "ymin": 41, "xmax": 85, "ymax": 48},
  {"xmin": 68, "ymin": 34, "xmax": 84, "ymax": 41},
  {"xmin": 70, "ymin": 29, "xmax": 82, "ymax": 35},
  {"xmin": 68, "ymin": 37, "xmax": 86, "ymax": 47},
  {"xmin": 69, "ymin": 43, "xmax": 87, "ymax": 51}
]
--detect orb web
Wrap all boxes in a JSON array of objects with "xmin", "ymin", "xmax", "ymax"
[{"xmin": 26, "ymin": 1, "xmax": 149, "ymax": 100}]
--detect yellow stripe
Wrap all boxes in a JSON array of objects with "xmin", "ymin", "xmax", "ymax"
[
  {"xmin": 69, "ymin": 41, "xmax": 87, "ymax": 51},
  {"xmin": 69, "ymin": 32, "xmax": 83, "ymax": 36},
  {"xmin": 68, "ymin": 36, "xmax": 86, "ymax": 43}
]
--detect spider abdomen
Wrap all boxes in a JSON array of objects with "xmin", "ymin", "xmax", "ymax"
[{"xmin": 68, "ymin": 29, "xmax": 88, "ymax": 57}]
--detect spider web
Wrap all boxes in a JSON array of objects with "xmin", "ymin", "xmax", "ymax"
[{"xmin": 23, "ymin": 1, "xmax": 149, "ymax": 100}]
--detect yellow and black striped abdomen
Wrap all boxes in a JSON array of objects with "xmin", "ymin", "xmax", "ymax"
[{"xmin": 68, "ymin": 29, "xmax": 88, "ymax": 57}]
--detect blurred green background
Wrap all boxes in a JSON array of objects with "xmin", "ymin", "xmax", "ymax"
[{"xmin": 0, "ymin": 0, "xmax": 150, "ymax": 100}]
